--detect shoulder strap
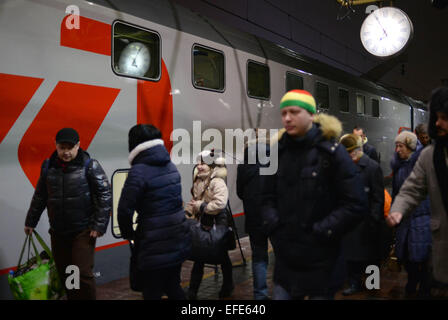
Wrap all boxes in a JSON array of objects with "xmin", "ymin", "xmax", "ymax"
[
  {"xmin": 84, "ymin": 158, "xmax": 93, "ymax": 178},
  {"xmin": 42, "ymin": 159, "xmax": 50, "ymax": 180},
  {"xmin": 84, "ymin": 158, "xmax": 93, "ymax": 191}
]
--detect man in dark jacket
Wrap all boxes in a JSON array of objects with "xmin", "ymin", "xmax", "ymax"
[
  {"xmin": 261, "ymin": 90, "xmax": 367, "ymax": 300},
  {"xmin": 24, "ymin": 128, "xmax": 112, "ymax": 300},
  {"xmin": 339, "ymin": 134, "xmax": 384, "ymax": 296},
  {"xmin": 118, "ymin": 124, "xmax": 191, "ymax": 300},
  {"xmin": 237, "ymin": 138, "xmax": 270, "ymax": 300},
  {"xmin": 353, "ymin": 126, "xmax": 380, "ymax": 163},
  {"xmin": 415, "ymin": 123, "xmax": 431, "ymax": 147}
]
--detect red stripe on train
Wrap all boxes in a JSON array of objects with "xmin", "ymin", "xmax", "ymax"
[
  {"xmin": 137, "ymin": 60, "xmax": 174, "ymax": 153},
  {"xmin": 18, "ymin": 81, "xmax": 120, "ymax": 187},
  {"xmin": 61, "ymin": 15, "xmax": 111, "ymax": 56},
  {"xmin": 0, "ymin": 74, "xmax": 43, "ymax": 144}
]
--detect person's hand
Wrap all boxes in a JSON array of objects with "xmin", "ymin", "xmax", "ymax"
[
  {"xmin": 192, "ymin": 200, "xmax": 202, "ymax": 210},
  {"xmin": 189, "ymin": 200, "xmax": 202, "ymax": 214},
  {"xmin": 386, "ymin": 212, "xmax": 403, "ymax": 227},
  {"xmin": 24, "ymin": 227, "xmax": 34, "ymax": 235},
  {"xmin": 90, "ymin": 230, "xmax": 102, "ymax": 238}
]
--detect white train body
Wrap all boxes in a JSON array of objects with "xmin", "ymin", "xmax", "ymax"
[{"xmin": 0, "ymin": 0, "xmax": 428, "ymax": 297}]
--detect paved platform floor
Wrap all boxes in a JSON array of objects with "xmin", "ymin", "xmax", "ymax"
[{"xmin": 96, "ymin": 236, "xmax": 413, "ymax": 300}]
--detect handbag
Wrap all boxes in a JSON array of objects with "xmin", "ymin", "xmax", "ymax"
[
  {"xmin": 8, "ymin": 231, "xmax": 64, "ymax": 300},
  {"xmin": 224, "ymin": 208, "xmax": 237, "ymax": 251},
  {"xmin": 129, "ymin": 241, "xmax": 143, "ymax": 292},
  {"xmin": 188, "ymin": 219, "xmax": 230, "ymax": 264}
]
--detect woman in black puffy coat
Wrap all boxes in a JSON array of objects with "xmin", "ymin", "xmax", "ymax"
[{"xmin": 118, "ymin": 124, "xmax": 191, "ymax": 300}]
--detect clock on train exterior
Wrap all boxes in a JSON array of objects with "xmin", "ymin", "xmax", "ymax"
[
  {"xmin": 360, "ymin": 7, "xmax": 413, "ymax": 58},
  {"xmin": 118, "ymin": 42, "xmax": 151, "ymax": 77}
]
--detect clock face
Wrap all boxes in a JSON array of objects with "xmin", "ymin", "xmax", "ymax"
[
  {"xmin": 118, "ymin": 42, "xmax": 151, "ymax": 77},
  {"xmin": 360, "ymin": 7, "xmax": 413, "ymax": 58}
]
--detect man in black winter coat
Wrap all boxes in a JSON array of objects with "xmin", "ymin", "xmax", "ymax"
[
  {"xmin": 24, "ymin": 128, "xmax": 112, "ymax": 300},
  {"xmin": 261, "ymin": 90, "xmax": 367, "ymax": 300}
]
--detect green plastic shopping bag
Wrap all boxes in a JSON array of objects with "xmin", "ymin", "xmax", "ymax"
[{"xmin": 8, "ymin": 231, "xmax": 64, "ymax": 300}]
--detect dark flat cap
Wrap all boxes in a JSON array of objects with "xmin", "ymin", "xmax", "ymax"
[{"xmin": 55, "ymin": 128, "xmax": 79, "ymax": 144}]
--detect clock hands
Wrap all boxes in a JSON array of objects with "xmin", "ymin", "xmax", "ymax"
[
  {"xmin": 132, "ymin": 46, "xmax": 143, "ymax": 67},
  {"xmin": 372, "ymin": 13, "xmax": 388, "ymax": 40}
]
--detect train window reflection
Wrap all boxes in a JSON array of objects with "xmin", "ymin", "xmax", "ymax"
[
  {"xmin": 112, "ymin": 21, "xmax": 161, "ymax": 81},
  {"xmin": 338, "ymin": 88, "xmax": 349, "ymax": 113},
  {"xmin": 192, "ymin": 45, "xmax": 225, "ymax": 92},
  {"xmin": 356, "ymin": 94, "xmax": 366, "ymax": 114},
  {"xmin": 372, "ymin": 98, "xmax": 380, "ymax": 117},
  {"xmin": 286, "ymin": 72, "xmax": 303, "ymax": 92},
  {"xmin": 315, "ymin": 82, "xmax": 329, "ymax": 109},
  {"xmin": 247, "ymin": 61, "xmax": 270, "ymax": 99}
]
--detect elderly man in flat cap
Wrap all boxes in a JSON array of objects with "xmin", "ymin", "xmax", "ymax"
[{"xmin": 24, "ymin": 128, "xmax": 112, "ymax": 300}]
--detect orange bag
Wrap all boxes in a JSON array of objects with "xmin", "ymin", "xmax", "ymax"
[{"xmin": 384, "ymin": 189, "xmax": 392, "ymax": 218}]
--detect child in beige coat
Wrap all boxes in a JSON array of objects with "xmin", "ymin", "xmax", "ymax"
[{"xmin": 186, "ymin": 150, "xmax": 234, "ymax": 299}]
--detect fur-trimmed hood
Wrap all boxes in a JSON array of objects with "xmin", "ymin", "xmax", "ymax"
[
  {"xmin": 128, "ymin": 139, "xmax": 167, "ymax": 165},
  {"xmin": 193, "ymin": 165, "xmax": 227, "ymax": 181},
  {"xmin": 270, "ymin": 113, "xmax": 343, "ymax": 146}
]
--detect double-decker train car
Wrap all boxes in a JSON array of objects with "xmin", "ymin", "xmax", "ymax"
[{"xmin": 0, "ymin": 0, "xmax": 428, "ymax": 298}]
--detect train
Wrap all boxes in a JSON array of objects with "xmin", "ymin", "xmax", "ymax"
[{"xmin": 0, "ymin": 0, "xmax": 428, "ymax": 298}]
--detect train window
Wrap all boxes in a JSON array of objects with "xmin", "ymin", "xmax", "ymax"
[
  {"xmin": 247, "ymin": 60, "xmax": 270, "ymax": 99},
  {"xmin": 338, "ymin": 88, "xmax": 349, "ymax": 113},
  {"xmin": 356, "ymin": 94, "xmax": 366, "ymax": 114},
  {"xmin": 372, "ymin": 98, "xmax": 380, "ymax": 117},
  {"xmin": 112, "ymin": 21, "xmax": 161, "ymax": 81},
  {"xmin": 111, "ymin": 169, "xmax": 138, "ymax": 239},
  {"xmin": 315, "ymin": 82, "xmax": 329, "ymax": 109},
  {"xmin": 192, "ymin": 44, "xmax": 225, "ymax": 91},
  {"xmin": 286, "ymin": 72, "xmax": 304, "ymax": 92}
]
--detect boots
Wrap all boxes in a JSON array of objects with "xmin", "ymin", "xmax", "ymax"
[
  {"xmin": 342, "ymin": 283, "xmax": 363, "ymax": 296},
  {"xmin": 219, "ymin": 282, "xmax": 234, "ymax": 299},
  {"xmin": 342, "ymin": 275, "xmax": 364, "ymax": 296},
  {"xmin": 187, "ymin": 288, "xmax": 198, "ymax": 300}
]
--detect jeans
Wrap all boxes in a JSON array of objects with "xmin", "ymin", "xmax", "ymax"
[
  {"xmin": 249, "ymin": 231, "xmax": 269, "ymax": 300},
  {"xmin": 141, "ymin": 264, "xmax": 185, "ymax": 300},
  {"xmin": 273, "ymin": 284, "xmax": 334, "ymax": 300}
]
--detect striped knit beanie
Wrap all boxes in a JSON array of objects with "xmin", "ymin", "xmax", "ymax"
[{"xmin": 280, "ymin": 90, "xmax": 316, "ymax": 114}]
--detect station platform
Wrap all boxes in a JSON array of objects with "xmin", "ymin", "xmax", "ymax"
[{"xmin": 96, "ymin": 236, "xmax": 412, "ymax": 300}]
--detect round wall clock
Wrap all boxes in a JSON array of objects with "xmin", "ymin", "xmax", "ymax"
[
  {"xmin": 118, "ymin": 42, "xmax": 151, "ymax": 77},
  {"xmin": 360, "ymin": 7, "xmax": 413, "ymax": 58}
]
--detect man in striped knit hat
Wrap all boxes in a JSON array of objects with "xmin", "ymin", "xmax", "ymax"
[{"xmin": 260, "ymin": 90, "xmax": 367, "ymax": 300}]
